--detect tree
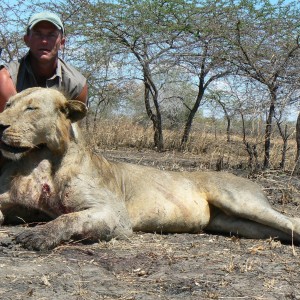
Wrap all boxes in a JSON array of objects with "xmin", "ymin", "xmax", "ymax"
[
  {"xmin": 172, "ymin": 0, "xmax": 235, "ymax": 148},
  {"xmin": 72, "ymin": 0, "xmax": 195, "ymax": 151},
  {"xmin": 222, "ymin": 0, "xmax": 300, "ymax": 168},
  {"xmin": 206, "ymin": 89, "xmax": 236, "ymax": 142},
  {"xmin": 0, "ymin": 1, "xmax": 29, "ymax": 62}
]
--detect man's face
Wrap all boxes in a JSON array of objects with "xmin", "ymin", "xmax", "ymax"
[{"xmin": 24, "ymin": 21, "xmax": 65, "ymax": 63}]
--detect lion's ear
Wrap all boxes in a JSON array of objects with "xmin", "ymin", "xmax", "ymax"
[{"xmin": 65, "ymin": 100, "xmax": 87, "ymax": 122}]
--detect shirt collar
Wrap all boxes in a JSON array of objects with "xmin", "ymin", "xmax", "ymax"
[{"xmin": 23, "ymin": 51, "xmax": 62, "ymax": 82}]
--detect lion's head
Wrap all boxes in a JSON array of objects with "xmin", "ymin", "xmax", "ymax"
[{"xmin": 0, "ymin": 87, "xmax": 87, "ymax": 160}]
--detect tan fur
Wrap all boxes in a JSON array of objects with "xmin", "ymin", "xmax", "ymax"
[{"xmin": 0, "ymin": 87, "xmax": 299, "ymax": 250}]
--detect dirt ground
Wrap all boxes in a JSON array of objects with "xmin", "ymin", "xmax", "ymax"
[{"xmin": 1, "ymin": 149, "xmax": 300, "ymax": 300}]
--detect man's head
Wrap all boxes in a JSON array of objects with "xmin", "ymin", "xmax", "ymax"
[
  {"xmin": 26, "ymin": 11, "xmax": 64, "ymax": 35},
  {"xmin": 24, "ymin": 12, "xmax": 65, "ymax": 64}
]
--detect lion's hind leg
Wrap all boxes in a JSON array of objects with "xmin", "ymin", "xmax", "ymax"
[
  {"xmin": 206, "ymin": 208, "xmax": 297, "ymax": 243},
  {"xmin": 204, "ymin": 174, "xmax": 300, "ymax": 243}
]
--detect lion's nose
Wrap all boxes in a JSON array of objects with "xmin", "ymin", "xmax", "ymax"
[{"xmin": 0, "ymin": 124, "xmax": 10, "ymax": 139}]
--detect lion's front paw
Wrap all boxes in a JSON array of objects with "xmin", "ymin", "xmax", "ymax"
[{"xmin": 15, "ymin": 227, "xmax": 59, "ymax": 251}]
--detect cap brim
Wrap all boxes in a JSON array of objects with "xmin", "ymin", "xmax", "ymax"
[{"xmin": 28, "ymin": 20, "xmax": 63, "ymax": 32}]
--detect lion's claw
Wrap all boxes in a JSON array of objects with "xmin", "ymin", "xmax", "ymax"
[{"xmin": 15, "ymin": 228, "xmax": 57, "ymax": 251}]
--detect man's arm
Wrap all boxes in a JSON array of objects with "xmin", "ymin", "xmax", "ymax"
[
  {"xmin": 0, "ymin": 68, "xmax": 17, "ymax": 112},
  {"xmin": 75, "ymin": 83, "xmax": 88, "ymax": 105}
]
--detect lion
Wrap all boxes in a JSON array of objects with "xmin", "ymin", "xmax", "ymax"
[{"xmin": 0, "ymin": 87, "xmax": 299, "ymax": 250}]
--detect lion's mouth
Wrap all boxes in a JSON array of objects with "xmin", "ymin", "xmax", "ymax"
[{"xmin": 0, "ymin": 140, "xmax": 31, "ymax": 154}]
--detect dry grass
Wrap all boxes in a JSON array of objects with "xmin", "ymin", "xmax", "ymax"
[{"xmin": 83, "ymin": 118, "xmax": 298, "ymax": 172}]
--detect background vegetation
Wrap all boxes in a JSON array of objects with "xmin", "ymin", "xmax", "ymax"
[{"xmin": 1, "ymin": 0, "xmax": 300, "ymax": 172}]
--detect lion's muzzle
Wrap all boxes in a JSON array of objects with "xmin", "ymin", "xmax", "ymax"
[{"xmin": 0, "ymin": 124, "xmax": 31, "ymax": 158}]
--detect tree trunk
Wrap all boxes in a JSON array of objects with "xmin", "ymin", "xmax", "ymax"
[
  {"xmin": 144, "ymin": 78, "xmax": 164, "ymax": 152},
  {"xmin": 296, "ymin": 113, "xmax": 300, "ymax": 162},
  {"xmin": 181, "ymin": 112, "xmax": 194, "ymax": 149},
  {"xmin": 263, "ymin": 89, "xmax": 276, "ymax": 169},
  {"xmin": 276, "ymin": 120, "xmax": 291, "ymax": 170},
  {"xmin": 280, "ymin": 133, "xmax": 287, "ymax": 169},
  {"xmin": 292, "ymin": 113, "xmax": 300, "ymax": 175},
  {"xmin": 226, "ymin": 117, "xmax": 231, "ymax": 143},
  {"xmin": 241, "ymin": 111, "xmax": 259, "ymax": 171},
  {"xmin": 181, "ymin": 85, "xmax": 204, "ymax": 149}
]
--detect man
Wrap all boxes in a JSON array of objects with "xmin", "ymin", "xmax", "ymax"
[{"xmin": 0, "ymin": 11, "xmax": 88, "ymax": 112}]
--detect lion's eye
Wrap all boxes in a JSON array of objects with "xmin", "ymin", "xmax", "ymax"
[{"xmin": 25, "ymin": 106, "xmax": 38, "ymax": 111}]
